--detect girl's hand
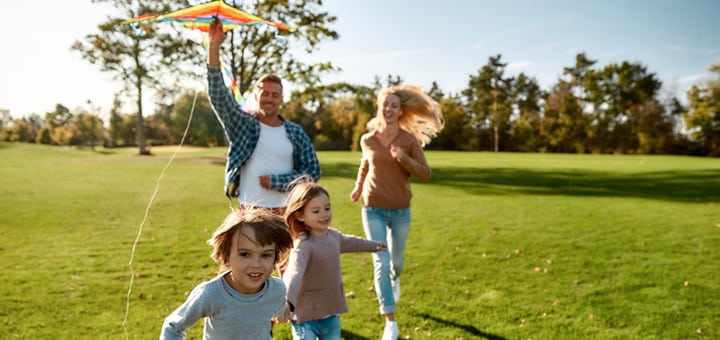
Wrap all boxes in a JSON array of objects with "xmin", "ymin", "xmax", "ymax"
[
  {"xmin": 277, "ymin": 306, "xmax": 292, "ymax": 323},
  {"xmin": 375, "ymin": 242, "xmax": 388, "ymax": 252}
]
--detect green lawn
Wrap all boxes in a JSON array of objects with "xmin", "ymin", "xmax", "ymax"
[{"xmin": 1, "ymin": 142, "xmax": 718, "ymax": 339}]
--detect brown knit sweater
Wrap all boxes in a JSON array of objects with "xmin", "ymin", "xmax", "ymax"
[{"xmin": 354, "ymin": 129, "xmax": 430, "ymax": 209}]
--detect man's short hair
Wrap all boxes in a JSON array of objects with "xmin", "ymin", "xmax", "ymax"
[{"xmin": 255, "ymin": 73, "xmax": 283, "ymax": 91}]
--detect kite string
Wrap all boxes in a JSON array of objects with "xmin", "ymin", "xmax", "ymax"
[{"xmin": 122, "ymin": 92, "xmax": 198, "ymax": 340}]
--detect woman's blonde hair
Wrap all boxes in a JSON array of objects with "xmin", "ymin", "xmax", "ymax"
[
  {"xmin": 367, "ymin": 85, "xmax": 444, "ymax": 147},
  {"xmin": 208, "ymin": 206, "xmax": 293, "ymax": 272}
]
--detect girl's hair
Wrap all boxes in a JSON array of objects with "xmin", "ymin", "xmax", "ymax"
[
  {"xmin": 366, "ymin": 85, "xmax": 444, "ymax": 147},
  {"xmin": 208, "ymin": 206, "xmax": 293, "ymax": 271},
  {"xmin": 283, "ymin": 181, "xmax": 330, "ymax": 239}
]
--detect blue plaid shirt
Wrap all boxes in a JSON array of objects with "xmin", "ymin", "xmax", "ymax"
[{"xmin": 207, "ymin": 66, "xmax": 321, "ymax": 198}]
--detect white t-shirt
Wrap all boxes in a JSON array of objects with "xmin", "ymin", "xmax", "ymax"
[{"xmin": 238, "ymin": 123, "xmax": 293, "ymax": 207}]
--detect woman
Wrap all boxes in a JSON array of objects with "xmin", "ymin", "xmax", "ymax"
[{"xmin": 350, "ymin": 85, "xmax": 443, "ymax": 340}]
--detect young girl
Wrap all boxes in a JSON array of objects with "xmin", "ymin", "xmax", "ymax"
[
  {"xmin": 282, "ymin": 182, "xmax": 386, "ymax": 339},
  {"xmin": 160, "ymin": 206, "xmax": 293, "ymax": 340}
]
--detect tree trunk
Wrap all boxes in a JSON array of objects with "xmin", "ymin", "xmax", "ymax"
[
  {"xmin": 136, "ymin": 76, "xmax": 149, "ymax": 155},
  {"xmin": 492, "ymin": 89, "xmax": 499, "ymax": 152}
]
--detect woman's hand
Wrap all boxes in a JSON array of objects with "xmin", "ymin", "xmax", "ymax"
[
  {"xmin": 349, "ymin": 187, "xmax": 361, "ymax": 202},
  {"xmin": 389, "ymin": 144, "xmax": 406, "ymax": 161}
]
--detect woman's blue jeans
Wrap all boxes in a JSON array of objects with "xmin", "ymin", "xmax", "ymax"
[{"xmin": 361, "ymin": 206, "xmax": 411, "ymax": 315}]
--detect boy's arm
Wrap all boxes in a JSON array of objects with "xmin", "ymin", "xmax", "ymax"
[{"xmin": 160, "ymin": 285, "xmax": 210, "ymax": 340}]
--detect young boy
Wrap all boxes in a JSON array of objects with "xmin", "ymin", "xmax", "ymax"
[{"xmin": 160, "ymin": 207, "xmax": 293, "ymax": 339}]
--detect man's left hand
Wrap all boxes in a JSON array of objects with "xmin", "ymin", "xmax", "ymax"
[{"xmin": 259, "ymin": 175, "xmax": 270, "ymax": 189}]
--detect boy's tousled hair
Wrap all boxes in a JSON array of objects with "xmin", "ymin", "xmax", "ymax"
[{"xmin": 208, "ymin": 205, "xmax": 293, "ymax": 272}]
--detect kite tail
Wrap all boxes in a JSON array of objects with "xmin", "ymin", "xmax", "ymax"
[{"xmin": 202, "ymin": 34, "xmax": 246, "ymax": 106}]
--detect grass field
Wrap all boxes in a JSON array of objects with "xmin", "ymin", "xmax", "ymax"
[{"xmin": 1, "ymin": 142, "xmax": 719, "ymax": 339}]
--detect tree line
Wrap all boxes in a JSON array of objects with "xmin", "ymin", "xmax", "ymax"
[
  {"xmin": 2, "ymin": 53, "xmax": 719, "ymax": 156},
  {"xmin": 1, "ymin": 0, "xmax": 718, "ymax": 156}
]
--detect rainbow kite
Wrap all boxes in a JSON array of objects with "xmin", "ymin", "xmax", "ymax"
[
  {"xmin": 125, "ymin": 0, "xmax": 293, "ymax": 105},
  {"xmin": 124, "ymin": 0, "xmax": 294, "ymax": 33}
]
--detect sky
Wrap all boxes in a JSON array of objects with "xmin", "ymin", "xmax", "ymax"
[{"xmin": 1, "ymin": 0, "xmax": 719, "ymax": 120}]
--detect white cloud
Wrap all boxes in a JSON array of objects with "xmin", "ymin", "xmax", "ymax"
[
  {"xmin": 678, "ymin": 72, "xmax": 710, "ymax": 84},
  {"xmin": 333, "ymin": 49, "xmax": 426, "ymax": 64},
  {"xmin": 507, "ymin": 61, "xmax": 532, "ymax": 72},
  {"xmin": 539, "ymin": 42, "xmax": 564, "ymax": 51},
  {"xmin": 670, "ymin": 45, "xmax": 719, "ymax": 56}
]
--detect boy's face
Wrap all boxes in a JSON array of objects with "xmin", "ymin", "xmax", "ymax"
[{"xmin": 224, "ymin": 227, "xmax": 276, "ymax": 294}]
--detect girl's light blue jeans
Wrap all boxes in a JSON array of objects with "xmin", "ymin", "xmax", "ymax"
[
  {"xmin": 361, "ymin": 206, "xmax": 411, "ymax": 315},
  {"xmin": 290, "ymin": 315, "xmax": 341, "ymax": 340}
]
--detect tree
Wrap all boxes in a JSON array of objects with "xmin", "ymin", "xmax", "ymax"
[
  {"xmin": 683, "ymin": 60, "xmax": 720, "ymax": 156},
  {"xmin": 119, "ymin": 114, "xmax": 139, "ymax": 147},
  {"xmin": 107, "ymin": 95, "xmax": 125, "ymax": 147},
  {"xmin": 71, "ymin": 112, "xmax": 105, "ymax": 149},
  {"xmin": 72, "ymin": 0, "xmax": 197, "ymax": 155},
  {"xmin": 432, "ymin": 92, "xmax": 470, "ymax": 151},
  {"xmin": 36, "ymin": 127, "xmax": 53, "ymax": 145},
  {"xmin": 7, "ymin": 114, "xmax": 42, "ymax": 143},
  {"xmin": 172, "ymin": 91, "xmax": 225, "ymax": 147},
  {"xmin": 563, "ymin": 52, "xmax": 597, "ymax": 111},
  {"xmin": 543, "ymin": 82, "xmax": 587, "ymax": 153},
  {"xmin": 510, "ymin": 73, "xmax": 544, "ymax": 152},
  {"xmin": 463, "ymin": 55, "xmax": 512, "ymax": 151},
  {"xmin": 584, "ymin": 61, "xmax": 663, "ymax": 153},
  {"xmin": 36, "ymin": 104, "xmax": 73, "ymax": 145},
  {"xmin": 634, "ymin": 99, "xmax": 675, "ymax": 154},
  {"xmin": 44, "ymin": 104, "xmax": 73, "ymax": 130},
  {"xmin": 283, "ymin": 82, "xmax": 372, "ymax": 151},
  {"xmin": 0, "ymin": 110, "xmax": 10, "ymax": 141},
  {"xmin": 0, "ymin": 109, "xmax": 10, "ymax": 132},
  {"xmin": 341, "ymin": 83, "xmax": 378, "ymax": 151}
]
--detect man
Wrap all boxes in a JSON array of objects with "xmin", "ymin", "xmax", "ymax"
[{"xmin": 207, "ymin": 20, "xmax": 321, "ymax": 213}]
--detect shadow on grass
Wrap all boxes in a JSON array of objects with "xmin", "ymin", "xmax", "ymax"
[
  {"xmin": 320, "ymin": 162, "xmax": 720, "ymax": 203},
  {"xmin": 340, "ymin": 329, "xmax": 369, "ymax": 340},
  {"xmin": 93, "ymin": 149, "xmax": 115, "ymax": 155},
  {"xmin": 178, "ymin": 156, "xmax": 226, "ymax": 165},
  {"xmin": 414, "ymin": 312, "xmax": 506, "ymax": 339}
]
